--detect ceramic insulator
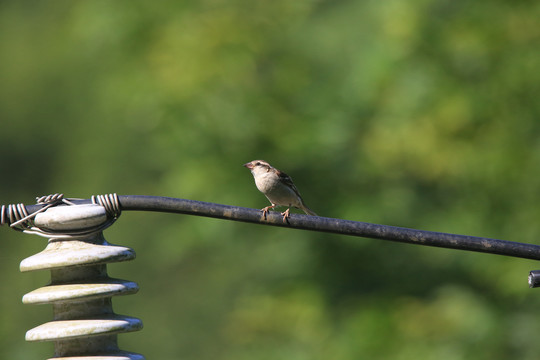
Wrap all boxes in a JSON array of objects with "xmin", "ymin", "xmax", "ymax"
[{"xmin": 20, "ymin": 204, "xmax": 144, "ymax": 360}]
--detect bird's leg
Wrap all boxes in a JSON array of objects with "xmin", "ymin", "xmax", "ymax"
[
  {"xmin": 281, "ymin": 208, "xmax": 291, "ymax": 223},
  {"xmin": 260, "ymin": 204, "xmax": 276, "ymax": 220}
]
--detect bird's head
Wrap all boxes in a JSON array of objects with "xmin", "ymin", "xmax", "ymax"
[{"xmin": 243, "ymin": 160, "xmax": 272, "ymax": 174}]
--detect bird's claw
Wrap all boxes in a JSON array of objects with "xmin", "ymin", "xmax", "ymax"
[
  {"xmin": 260, "ymin": 206, "xmax": 274, "ymax": 220},
  {"xmin": 281, "ymin": 208, "xmax": 291, "ymax": 223}
]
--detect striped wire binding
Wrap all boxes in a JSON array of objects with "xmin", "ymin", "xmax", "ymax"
[{"xmin": 1, "ymin": 193, "xmax": 120, "ymax": 238}]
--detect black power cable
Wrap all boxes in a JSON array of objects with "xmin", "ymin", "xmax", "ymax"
[{"xmin": 3, "ymin": 194, "xmax": 540, "ymax": 261}]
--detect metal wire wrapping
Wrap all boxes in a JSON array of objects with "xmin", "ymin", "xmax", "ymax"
[
  {"xmin": 92, "ymin": 193, "xmax": 121, "ymax": 219},
  {"xmin": 35, "ymin": 193, "xmax": 66, "ymax": 205},
  {"xmin": 1, "ymin": 203, "xmax": 29, "ymax": 228},
  {"xmin": 1, "ymin": 193, "xmax": 67, "ymax": 230},
  {"xmin": 1, "ymin": 193, "xmax": 120, "ymax": 238}
]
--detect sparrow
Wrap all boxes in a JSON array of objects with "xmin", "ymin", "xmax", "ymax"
[{"xmin": 243, "ymin": 160, "xmax": 317, "ymax": 222}]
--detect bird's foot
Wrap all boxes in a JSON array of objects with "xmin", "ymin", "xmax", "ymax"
[
  {"xmin": 260, "ymin": 205, "xmax": 275, "ymax": 220},
  {"xmin": 281, "ymin": 208, "xmax": 291, "ymax": 223}
]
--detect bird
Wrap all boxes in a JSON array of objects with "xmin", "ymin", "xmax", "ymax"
[{"xmin": 243, "ymin": 160, "xmax": 317, "ymax": 222}]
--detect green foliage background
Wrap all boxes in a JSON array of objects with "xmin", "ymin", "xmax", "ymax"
[{"xmin": 1, "ymin": 0, "xmax": 540, "ymax": 359}]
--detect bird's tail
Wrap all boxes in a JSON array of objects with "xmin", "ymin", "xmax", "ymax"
[{"xmin": 299, "ymin": 202, "xmax": 317, "ymax": 216}]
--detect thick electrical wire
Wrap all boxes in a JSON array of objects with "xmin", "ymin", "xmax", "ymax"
[{"xmin": 2, "ymin": 194, "xmax": 540, "ymax": 261}]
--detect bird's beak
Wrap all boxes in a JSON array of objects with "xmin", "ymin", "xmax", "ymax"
[{"xmin": 243, "ymin": 162, "xmax": 254, "ymax": 169}]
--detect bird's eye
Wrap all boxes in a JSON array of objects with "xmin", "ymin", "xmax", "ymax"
[{"xmin": 255, "ymin": 162, "xmax": 260, "ymax": 166}]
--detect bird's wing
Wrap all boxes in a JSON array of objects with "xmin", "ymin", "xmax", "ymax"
[{"xmin": 276, "ymin": 170, "xmax": 302, "ymax": 197}]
